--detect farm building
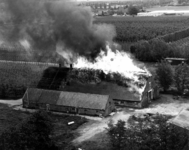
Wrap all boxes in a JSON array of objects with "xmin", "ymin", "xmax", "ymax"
[
  {"xmin": 63, "ymin": 75, "xmax": 159, "ymax": 108},
  {"xmin": 165, "ymin": 57, "xmax": 187, "ymax": 65},
  {"xmin": 36, "ymin": 66, "xmax": 160, "ymax": 109},
  {"xmin": 22, "ymin": 88, "xmax": 115, "ymax": 117}
]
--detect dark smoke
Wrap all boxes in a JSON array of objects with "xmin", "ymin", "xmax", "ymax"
[{"xmin": 3, "ymin": 0, "xmax": 116, "ymax": 63}]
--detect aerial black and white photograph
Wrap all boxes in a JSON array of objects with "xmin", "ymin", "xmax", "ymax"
[{"xmin": 0, "ymin": 0, "xmax": 189, "ymax": 149}]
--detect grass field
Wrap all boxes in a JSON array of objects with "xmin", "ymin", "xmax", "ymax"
[
  {"xmin": 0, "ymin": 103, "xmax": 87, "ymax": 148},
  {"xmin": 95, "ymin": 16, "xmax": 189, "ymax": 51},
  {"xmin": 146, "ymin": 6, "xmax": 189, "ymax": 11},
  {"xmin": 0, "ymin": 61, "xmax": 59, "ymax": 99}
]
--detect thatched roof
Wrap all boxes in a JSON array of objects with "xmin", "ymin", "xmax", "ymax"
[
  {"xmin": 64, "ymin": 81, "xmax": 141, "ymax": 101},
  {"xmin": 23, "ymin": 88, "xmax": 110, "ymax": 110}
]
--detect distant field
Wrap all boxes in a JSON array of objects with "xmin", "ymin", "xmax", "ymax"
[
  {"xmin": 146, "ymin": 6, "xmax": 189, "ymax": 11},
  {"xmin": 95, "ymin": 16, "xmax": 189, "ymax": 43}
]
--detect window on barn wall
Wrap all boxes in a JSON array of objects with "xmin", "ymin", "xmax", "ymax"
[{"xmin": 114, "ymin": 101, "xmax": 118, "ymax": 104}]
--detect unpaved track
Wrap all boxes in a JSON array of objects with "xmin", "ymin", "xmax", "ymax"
[
  {"xmin": 73, "ymin": 111, "xmax": 132, "ymax": 143},
  {"xmin": 73, "ymin": 94, "xmax": 189, "ymax": 144}
]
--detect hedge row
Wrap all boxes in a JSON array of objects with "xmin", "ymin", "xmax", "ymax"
[{"xmin": 131, "ymin": 39, "xmax": 189, "ymax": 62}]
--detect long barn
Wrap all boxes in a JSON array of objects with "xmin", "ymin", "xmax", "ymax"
[{"xmin": 22, "ymin": 88, "xmax": 115, "ymax": 117}]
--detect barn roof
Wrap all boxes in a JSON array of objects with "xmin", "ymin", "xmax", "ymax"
[
  {"xmin": 57, "ymin": 91, "xmax": 109, "ymax": 110},
  {"xmin": 23, "ymin": 88, "xmax": 110, "ymax": 110},
  {"xmin": 38, "ymin": 90, "xmax": 60, "ymax": 104},
  {"xmin": 165, "ymin": 57, "xmax": 187, "ymax": 61},
  {"xmin": 64, "ymin": 81, "xmax": 141, "ymax": 101},
  {"xmin": 170, "ymin": 108, "xmax": 189, "ymax": 130},
  {"xmin": 23, "ymin": 88, "xmax": 42, "ymax": 103}
]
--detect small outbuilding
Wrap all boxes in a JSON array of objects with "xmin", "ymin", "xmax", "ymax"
[
  {"xmin": 165, "ymin": 57, "xmax": 187, "ymax": 65},
  {"xmin": 22, "ymin": 88, "xmax": 115, "ymax": 117}
]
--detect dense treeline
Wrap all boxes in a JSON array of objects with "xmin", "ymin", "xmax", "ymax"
[
  {"xmin": 156, "ymin": 61, "xmax": 189, "ymax": 95},
  {"xmin": 131, "ymin": 39, "xmax": 189, "ymax": 62},
  {"xmin": 95, "ymin": 16, "xmax": 189, "ymax": 43}
]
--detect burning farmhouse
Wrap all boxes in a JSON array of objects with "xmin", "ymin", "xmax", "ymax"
[
  {"xmin": 23, "ymin": 48, "xmax": 159, "ymax": 117},
  {"xmin": 1, "ymin": 0, "xmax": 159, "ymax": 116}
]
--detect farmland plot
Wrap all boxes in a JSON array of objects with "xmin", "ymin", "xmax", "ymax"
[{"xmin": 95, "ymin": 16, "xmax": 189, "ymax": 43}]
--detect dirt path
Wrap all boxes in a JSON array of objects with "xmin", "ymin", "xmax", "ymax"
[
  {"xmin": 136, "ymin": 95, "xmax": 189, "ymax": 115},
  {"xmin": 0, "ymin": 99, "xmax": 36, "ymax": 112},
  {"xmin": 73, "ymin": 94, "xmax": 189, "ymax": 144},
  {"xmin": 0, "ymin": 99, "xmax": 22, "ymax": 106},
  {"xmin": 73, "ymin": 111, "xmax": 132, "ymax": 144}
]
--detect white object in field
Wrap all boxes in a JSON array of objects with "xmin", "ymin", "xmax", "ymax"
[{"xmin": 68, "ymin": 121, "xmax": 75, "ymax": 125}]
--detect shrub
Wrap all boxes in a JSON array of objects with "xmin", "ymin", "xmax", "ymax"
[{"xmin": 156, "ymin": 61, "xmax": 174, "ymax": 92}]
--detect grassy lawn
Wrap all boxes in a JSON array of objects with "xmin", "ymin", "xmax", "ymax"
[{"xmin": 0, "ymin": 103, "xmax": 87, "ymax": 148}]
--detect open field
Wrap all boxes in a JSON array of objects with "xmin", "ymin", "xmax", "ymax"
[
  {"xmin": 147, "ymin": 6, "xmax": 189, "ymax": 11},
  {"xmin": 0, "ymin": 61, "xmax": 60, "ymax": 99},
  {"xmin": 96, "ymin": 16, "xmax": 189, "ymax": 44}
]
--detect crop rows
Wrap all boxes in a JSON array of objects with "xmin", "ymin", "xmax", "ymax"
[
  {"xmin": 0, "ymin": 62, "xmax": 57, "ymax": 99},
  {"xmin": 170, "ymin": 36, "xmax": 189, "ymax": 47},
  {"xmin": 95, "ymin": 16, "xmax": 189, "ymax": 43}
]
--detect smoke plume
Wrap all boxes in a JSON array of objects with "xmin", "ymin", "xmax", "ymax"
[{"xmin": 3, "ymin": 0, "xmax": 116, "ymax": 63}]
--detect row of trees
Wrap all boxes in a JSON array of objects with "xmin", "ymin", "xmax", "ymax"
[
  {"xmin": 131, "ymin": 39, "xmax": 189, "ymax": 62},
  {"xmin": 158, "ymin": 28, "xmax": 189, "ymax": 43},
  {"xmin": 107, "ymin": 114, "xmax": 188, "ymax": 150},
  {"xmin": 156, "ymin": 61, "xmax": 189, "ymax": 94}
]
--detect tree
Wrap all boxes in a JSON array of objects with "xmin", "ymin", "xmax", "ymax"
[
  {"xmin": 0, "ymin": 111, "xmax": 58, "ymax": 150},
  {"xmin": 174, "ymin": 63, "xmax": 189, "ymax": 94},
  {"xmin": 149, "ymin": 39, "xmax": 170, "ymax": 61},
  {"xmin": 107, "ymin": 120, "xmax": 126, "ymax": 150},
  {"xmin": 156, "ymin": 61, "xmax": 173, "ymax": 92},
  {"xmin": 107, "ymin": 114, "xmax": 188, "ymax": 150},
  {"xmin": 127, "ymin": 6, "xmax": 139, "ymax": 16}
]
